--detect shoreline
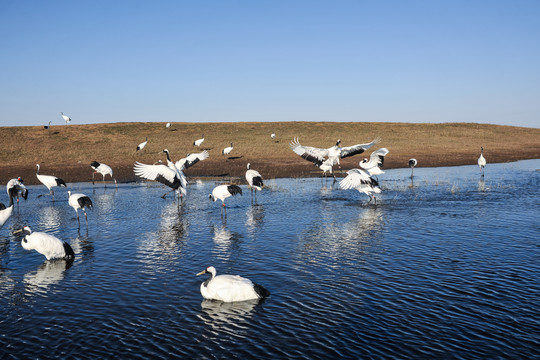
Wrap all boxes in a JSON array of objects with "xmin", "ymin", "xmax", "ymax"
[{"xmin": 1, "ymin": 121, "xmax": 539, "ymax": 185}]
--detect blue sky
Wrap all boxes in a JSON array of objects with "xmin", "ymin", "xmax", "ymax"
[{"xmin": 1, "ymin": 0, "xmax": 539, "ymax": 128}]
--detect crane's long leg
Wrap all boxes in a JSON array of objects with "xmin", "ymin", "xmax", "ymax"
[{"xmin": 92, "ymin": 172, "xmax": 96, "ymax": 185}]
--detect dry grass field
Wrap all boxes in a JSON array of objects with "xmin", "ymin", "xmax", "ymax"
[{"xmin": 1, "ymin": 121, "xmax": 539, "ymax": 185}]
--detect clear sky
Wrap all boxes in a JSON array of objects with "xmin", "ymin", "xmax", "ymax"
[{"xmin": 1, "ymin": 0, "xmax": 539, "ymax": 128}]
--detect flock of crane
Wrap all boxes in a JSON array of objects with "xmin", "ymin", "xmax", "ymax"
[{"xmin": 0, "ymin": 121, "xmax": 488, "ymax": 302}]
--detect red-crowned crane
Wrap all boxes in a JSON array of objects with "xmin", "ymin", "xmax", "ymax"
[
  {"xmin": 0, "ymin": 188, "xmax": 15, "ymax": 229},
  {"xmin": 478, "ymin": 147, "xmax": 486, "ymax": 177},
  {"xmin": 209, "ymin": 184, "xmax": 242, "ymax": 215},
  {"xmin": 339, "ymin": 168, "xmax": 382, "ymax": 204},
  {"xmin": 360, "ymin": 148, "xmax": 389, "ymax": 177},
  {"xmin": 16, "ymin": 226, "xmax": 75, "ymax": 260},
  {"xmin": 36, "ymin": 164, "xmax": 66, "ymax": 200},
  {"xmin": 193, "ymin": 135, "xmax": 205, "ymax": 147},
  {"xmin": 222, "ymin": 143, "xmax": 234, "ymax": 156},
  {"xmin": 60, "ymin": 112, "xmax": 71, "ymax": 124},
  {"xmin": 91, "ymin": 161, "xmax": 117, "ymax": 187},
  {"xmin": 196, "ymin": 266, "xmax": 270, "ymax": 302},
  {"xmin": 245, "ymin": 163, "xmax": 264, "ymax": 196},
  {"xmin": 136, "ymin": 137, "xmax": 148, "ymax": 152},
  {"xmin": 408, "ymin": 158, "xmax": 417, "ymax": 178},
  {"xmin": 7, "ymin": 177, "xmax": 28, "ymax": 208},
  {"xmin": 68, "ymin": 191, "xmax": 93, "ymax": 227}
]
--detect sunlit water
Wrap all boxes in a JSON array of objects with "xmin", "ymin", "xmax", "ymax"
[{"xmin": 1, "ymin": 160, "xmax": 539, "ymax": 359}]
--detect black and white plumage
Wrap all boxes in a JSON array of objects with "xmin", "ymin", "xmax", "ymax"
[
  {"xmin": 222, "ymin": 143, "xmax": 234, "ymax": 156},
  {"xmin": 166, "ymin": 122, "xmax": 172, "ymax": 129},
  {"xmin": 36, "ymin": 164, "xmax": 67, "ymax": 199},
  {"xmin": 478, "ymin": 147, "xmax": 486, "ymax": 176},
  {"xmin": 175, "ymin": 150, "xmax": 209, "ymax": 171},
  {"xmin": 289, "ymin": 137, "xmax": 379, "ymax": 169},
  {"xmin": 339, "ymin": 168, "xmax": 382, "ymax": 204},
  {"xmin": 60, "ymin": 112, "xmax": 71, "ymax": 124},
  {"xmin": 408, "ymin": 158, "xmax": 417, "ymax": 178},
  {"xmin": 193, "ymin": 135, "xmax": 205, "ymax": 147},
  {"xmin": 360, "ymin": 148, "xmax": 389, "ymax": 176},
  {"xmin": 68, "ymin": 191, "xmax": 93, "ymax": 226},
  {"xmin": 245, "ymin": 163, "xmax": 264, "ymax": 194},
  {"xmin": 209, "ymin": 184, "xmax": 242, "ymax": 213},
  {"xmin": 91, "ymin": 161, "xmax": 116, "ymax": 187},
  {"xmin": 136, "ymin": 137, "xmax": 148, "ymax": 152},
  {"xmin": 271, "ymin": 132, "xmax": 276, "ymax": 141},
  {"xmin": 44, "ymin": 121, "xmax": 52, "ymax": 130},
  {"xmin": 134, "ymin": 149, "xmax": 187, "ymax": 200},
  {"xmin": 7, "ymin": 177, "xmax": 28, "ymax": 205},
  {"xmin": 0, "ymin": 189, "xmax": 15, "ymax": 228},
  {"xmin": 18, "ymin": 226, "xmax": 75, "ymax": 260},
  {"xmin": 196, "ymin": 266, "xmax": 270, "ymax": 302}
]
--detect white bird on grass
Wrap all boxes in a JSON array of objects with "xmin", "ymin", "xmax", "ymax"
[
  {"xmin": 478, "ymin": 147, "xmax": 486, "ymax": 176},
  {"xmin": 36, "ymin": 164, "xmax": 67, "ymax": 200},
  {"xmin": 209, "ymin": 184, "xmax": 242, "ymax": 214},
  {"xmin": 90, "ymin": 161, "xmax": 117, "ymax": 187},
  {"xmin": 166, "ymin": 122, "xmax": 172, "ymax": 129},
  {"xmin": 245, "ymin": 163, "xmax": 264, "ymax": 196},
  {"xmin": 175, "ymin": 150, "xmax": 209, "ymax": 171},
  {"xmin": 16, "ymin": 226, "xmax": 75, "ymax": 260},
  {"xmin": 60, "ymin": 112, "xmax": 71, "ymax": 124},
  {"xmin": 340, "ymin": 168, "xmax": 382, "ymax": 204},
  {"xmin": 196, "ymin": 266, "xmax": 270, "ymax": 302},
  {"xmin": 408, "ymin": 158, "xmax": 417, "ymax": 178},
  {"xmin": 0, "ymin": 189, "xmax": 15, "ymax": 229},
  {"xmin": 222, "ymin": 143, "xmax": 234, "ymax": 156},
  {"xmin": 134, "ymin": 149, "xmax": 187, "ymax": 200},
  {"xmin": 136, "ymin": 137, "xmax": 148, "ymax": 152},
  {"xmin": 360, "ymin": 148, "xmax": 389, "ymax": 176},
  {"xmin": 193, "ymin": 135, "xmax": 205, "ymax": 147},
  {"xmin": 68, "ymin": 191, "xmax": 93, "ymax": 227}
]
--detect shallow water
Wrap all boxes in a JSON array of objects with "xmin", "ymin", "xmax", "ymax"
[{"xmin": 1, "ymin": 160, "xmax": 539, "ymax": 359}]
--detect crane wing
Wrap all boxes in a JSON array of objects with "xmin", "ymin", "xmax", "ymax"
[
  {"xmin": 134, "ymin": 162, "xmax": 179, "ymax": 188},
  {"xmin": 370, "ymin": 148, "xmax": 389, "ymax": 167},
  {"xmin": 340, "ymin": 138, "xmax": 380, "ymax": 159},
  {"xmin": 339, "ymin": 169, "xmax": 378, "ymax": 190},
  {"xmin": 289, "ymin": 138, "xmax": 328, "ymax": 166},
  {"xmin": 175, "ymin": 150, "xmax": 209, "ymax": 170}
]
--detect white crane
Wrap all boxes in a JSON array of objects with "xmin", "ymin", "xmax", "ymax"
[
  {"xmin": 408, "ymin": 158, "xmax": 417, "ymax": 178},
  {"xmin": 134, "ymin": 149, "xmax": 187, "ymax": 200},
  {"xmin": 478, "ymin": 147, "xmax": 486, "ymax": 176},
  {"xmin": 289, "ymin": 137, "xmax": 379, "ymax": 173},
  {"xmin": 360, "ymin": 148, "xmax": 389, "ymax": 176},
  {"xmin": 166, "ymin": 122, "xmax": 172, "ymax": 129},
  {"xmin": 136, "ymin": 137, "xmax": 148, "ymax": 152},
  {"xmin": 271, "ymin": 132, "xmax": 276, "ymax": 141},
  {"xmin": 196, "ymin": 266, "xmax": 270, "ymax": 302},
  {"xmin": 90, "ymin": 161, "xmax": 117, "ymax": 187},
  {"xmin": 16, "ymin": 226, "xmax": 75, "ymax": 260},
  {"xmin": 0, "ymin": 189, "xmax": 15, "ymax": 228},
  {"xmin": 175, "ymin": 150, "xmax": 209, "ymax": 171},
  {"xmin": 7, "ymin": 177, "xmax": 28, "ymax": 206},
  {"xmin": 222, "ymin": 142, "xmax": 234, "ymax": 156},
  {"xmin": 209, "ymin": 184, "xmax": 242, "ymax": 214},
  {"xmin": 68, "ymin": 191, "xmax": 93, "ymax": 227},
  {"xmin": 193, "ymin": 135, "xmax": 205, "ymax": 147},
  {"xmin": 60, "ymin": 112, "xmax": 71, "ymax": 124},
  {"xmin": 36, "ymin": 164, "xmax": 67, "ymax": 200},
  {"xmin": 245, "ymin": 163, "xmax": 264, "ymax": 196},
  {"xmin": 339, "ymin": 168, "xmax": 382, "ymax": 204}
]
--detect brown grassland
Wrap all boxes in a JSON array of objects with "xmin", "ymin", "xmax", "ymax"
[{"xmin": 1, "ymin": 122, "xmax": 539, "ymax": 186}]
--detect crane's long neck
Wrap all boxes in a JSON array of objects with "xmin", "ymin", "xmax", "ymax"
[{"xmin": 36, "ymin": 165, "xmax": 40, "ymax": 174}]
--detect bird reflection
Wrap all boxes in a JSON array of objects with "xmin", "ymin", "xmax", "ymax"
[
  {"xmin": 92, "ymin": 187, "xmax": 118, "ymax": 214},
  {"xmin": 23, "ymin": 259, "xmax": 73, "ymax": 295},
  {"xmin": 478, "ymin": 178, "xmax": 486, "ymax": 192},
  {"xmin": 245, "ymin": 203, "xmax": 264, "ymax": 234},
  {"xmin": 212, "ymin": 221, "xmax": 243, "ymax": 256},
  {"xmin": 198, "ymin": 299, "xmax": 260, "ymax": 329},
  {"xmin": 36, "ymin": 205, "xmax": 62, "ymax": 229},
  {"xmin": 69, "ymin": 233, "xmax": 95, "ymax": 260}
]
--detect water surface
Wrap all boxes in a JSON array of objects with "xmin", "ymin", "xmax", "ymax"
[{"xmin": 1, "ymin": 160, "xmax": 539, "ymax": 359}]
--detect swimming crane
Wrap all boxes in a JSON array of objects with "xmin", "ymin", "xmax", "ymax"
[
  {"xmin": 196, "ymin": 266, "xmax": 270, "ymax": 302},
  {"xmin": 60, "ymin": 112, "xmax": 71, "ymax": 124},
  {"xmin": 408, "ymin": 158, "xmax": 417, "ymax": 178},
  {"xmin": 91, "ymin": 161, "xmax": 117, "ymax": 187},
  {"xmin": 36, "ymin": 164, "xmax": 67, "ymax": 200},
  {"xmin": 134, "ymin": 149, "xmax": 187, "ymax": 200},
  {"xmin": 16, "ymin": 226, "xmax": 75, "ymax": 260},
  {"xmin": 68, "ymin": 191, "xmax": 93, "ymax": 227},
  {"xmin": 136, "ymin": 137, "xmax": 148, "ymax": 152},
  {"xmin": 209, "ymin": 184, "xmax": 242, "ymax": 214},
  {"xmin": 193, "ymin": 135, "xmax": 205, "ymax": 147},
  {"xmin": 478, "ymin": 147, "xmax": 486, "ymax": 176},
  {"xmin": 339, "ymin": 168, "xmax": 382, "ymax": 204},
  {"xmin": 222, "ymin": 143, "xmax": 234, "ymax": 156},
  {"xmin": 360, "ymin": 148, "xmax": 389, "ymax": 176},
  {"xmin": 245, "ymin": 163, "xmax": 264, "ymax": 196}
]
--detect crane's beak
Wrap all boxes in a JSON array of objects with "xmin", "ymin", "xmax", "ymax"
[
  {"xmin": 12, "ymin": 228, "xmax": 23, "ymax": 235},
  {"xmin": 196, "ymin": 269, "xmax": 207, "ymax": 276}
]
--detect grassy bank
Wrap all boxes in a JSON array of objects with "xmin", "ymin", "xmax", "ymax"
[{"xmin": 1, "ymin": 122, "xmax": 539, "ymax": 185}]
